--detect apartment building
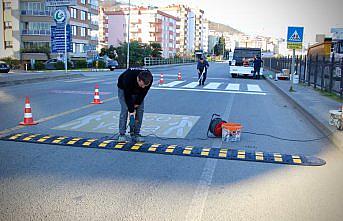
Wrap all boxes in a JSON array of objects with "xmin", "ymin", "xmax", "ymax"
[
  {"xmin": 159, "ymin": 4, "xmax": 192, "ymax": 56},
  {"xmin": 193, "ymin": 8, "xmax": 206, "ymax": 52},
  {"xmin": 106, "ymin": 7, "xmax": 179, "ymax": 58},
  {"xmin": 0, "ymin": 0, "xmax": 99, "ymax": 62},
  {"xmin": 69, "ymin": 0, "xmax": 99, "ymax": 59},
  {"xmin": 0, "ymin": 0, "xmax": 21, "ymax": 60},
  {"xmin": 98, "ymin": 6, "xmax": 109, "ymax": 50}
]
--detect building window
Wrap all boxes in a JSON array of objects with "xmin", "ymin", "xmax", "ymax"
[
  {"xmin": 81, "ymin": 27, "xmax": 86, "ymax": 37},
  {"xmin": 3, "ymin": 2, "xmax": 11, "ymax": 9},
  {"xmin": 87, "ymin": 12, "xmax": 91, "ymax": 20},
  {"xmin": 70, "ymin": 8, "xmax": 77, "ymax": 19},
  {"xmin": 4, "ymin": 41, "xmax": 13, "ymax": 49},
  {"xmin": 80, "ymin": 0, "xmax": 86, "ymax": 4},
  {"xmin": 80, "ymin": 44, "xmax": 85, "ymax": 53},
  {"xmin": 4, "ymin": 21, "xmax": 12, "ymax": 29},
  {"xmin": 72, "ymin": 43, "xmax": 76, "ymax": 53},
  {"xmin": 81, "ymin": 11, "xmax": 86, "ymax": 21},
  {"xmin": 71, "ymin": 25, "xmax": 77, "ymax": 36}
]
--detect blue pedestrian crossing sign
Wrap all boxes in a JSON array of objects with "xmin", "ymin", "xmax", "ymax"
[{"xmin": 287, "ymin": 26, "xmax": 304, "ymax": 50}]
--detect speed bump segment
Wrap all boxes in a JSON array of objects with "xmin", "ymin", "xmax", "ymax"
[{"xmin": 0, "ymin": 133, "xmax": 326, "ymax": 166}]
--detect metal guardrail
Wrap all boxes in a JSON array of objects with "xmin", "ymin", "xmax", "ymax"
[
  {"xmin": 264, "ymin": 54, "xmax": 343, "ymax": 98},
  {"xmin": 144, "ymin": 57, "xmax": 196, "ymax": 66}
]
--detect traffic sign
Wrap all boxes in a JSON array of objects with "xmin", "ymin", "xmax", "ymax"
[
  {"xmin": 287, "ymin": 26, "xmax": 304, "ymax": 49},
  {"xmin": 53, "ymin": 8, "xmax": 70, "ymax": 24},
  {"xmin": 46, "ymin": 0, "xmax": 76, "ymax": 7},
  {"xmin": 51, "ymin": 24, "xmax": 72, "ymax": 53}
]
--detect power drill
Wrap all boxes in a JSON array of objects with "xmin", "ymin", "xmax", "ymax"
[{"xmin": 129, "ymin": 114, "xmax": 135, "ymax": 135}]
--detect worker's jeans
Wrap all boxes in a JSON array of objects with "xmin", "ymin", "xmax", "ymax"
[{"xmin": 118, "ymin": 88, "xmax": 144, "ymax": 135}]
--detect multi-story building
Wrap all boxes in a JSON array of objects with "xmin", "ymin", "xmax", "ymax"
[
  {"xmin": 106, "ymin": 7, "xmax": 179, "ymax": 58},
  {"xmin": 0, "ymin": 0, "xmax": 99, "ymax": 63},
  {"xmin": 69, "ymin": 0, "xmax": 99, "ymax": 59},
  {"xmin": 98, "ymin": 6, "xmax": 109, "ymax": 50},
  {"xmin": 193, "ymin": 7, "xmax": 206, "ymax": 52},
  {"xmin": 0, "ymin": 0, "xmax": 21, "ymax": 60},
  {"xmin": 159, "ymin": 5, "xmax": 209, "ymax": 56},
  {"xmin": 159, "ymin": 4, "xmax": 193, "ymax": 57}
]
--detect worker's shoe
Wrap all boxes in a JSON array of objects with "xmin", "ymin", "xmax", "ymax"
[
  {"xmin": 118, "ymin": 134, "xmax": 126, "ymax": 142},
  {"xmin": 132, "ymin": 134, "xmax": 145, "ymax": 142}
]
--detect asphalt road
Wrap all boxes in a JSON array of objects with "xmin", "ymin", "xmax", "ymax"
[{"xmin": 0, "ymin": 63, "xmax": 342, "ymax": 221}]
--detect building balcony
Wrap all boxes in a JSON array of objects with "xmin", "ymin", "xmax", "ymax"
[
  {"xmin": 21, "ymin": 30, "xmax": 51, "ymax": 35},
  {"xmin": 91, "ymin": 36, "xmax": 98, "ymax": 41},
  {"xmin": 21, "ymin": 10, "xmax": 52, "ymax": 16}
]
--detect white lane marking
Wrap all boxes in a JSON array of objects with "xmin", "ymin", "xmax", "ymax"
[
  {"xmin": 182, "ymin": 82, "xmax": 200, "ymax": 88},
  {"xmin": 247, "ymin": 84, "xmax": 262, "ymax": 92},
  {"xmin": 151, "ymin": 86, "xmax": 267, "ymax": 95},
  {"xmin": 185, "ymin": 159, "xmax": 218, "ymax": 221},
  {"xmin": 64, "ymin": 78, "xmax": 96, "ymax": 83},
  {"xmin": 82, "ymin": 79, "xmax": 106, "ymax": 84},
  {"xmin": 162, "ymin": 80, "xmax": 185, "ymax": 87},
  {"xmin": 103, "ymin": 82, "xmax": 115, "ymax": 85},
  {"xmin": 225, "ymin": 83, "xmax": 240, "ymax": 91},
  {"xmin": 185, "ymin": 91, "xmax": 235, "ymax": 221},
  {"xmin": 50, "ymin": 90, "xmax": 111, "ymax": 95},
  {"xmin": 203, "ymin": 82, "xmax": 222, "ymax": 89}
]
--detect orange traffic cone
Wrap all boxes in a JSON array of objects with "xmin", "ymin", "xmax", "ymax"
[
  {"xmin": 19, "ymin": 96, "xmax": 38, "ymax": 125},
  {"xmin": 91, "ymin": 84, "xmax": 103, "ymax": 104},
  {"xmin": 159, "ymin": 73, "xmax": 164, "ymax": 85},
  {"xmin": 177, "ymin": 71, "xmax": 182, "ymax": 80}
]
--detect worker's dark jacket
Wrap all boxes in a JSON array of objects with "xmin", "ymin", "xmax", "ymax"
[
  {"xmin": 117, "ymin": 68, "xmax": 153, "ymax": 113},
  {"xmin": 197, "ymin": 60, "xmax": 209, "ymax": 74},
  {"xmin": 253, "ymin": 58, "xmax": 263, "ymax": 69}
]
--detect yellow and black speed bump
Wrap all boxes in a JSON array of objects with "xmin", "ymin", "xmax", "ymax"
[{"xmin": 0, "ymin": 133, "xmax": 326, "ymax": 166}]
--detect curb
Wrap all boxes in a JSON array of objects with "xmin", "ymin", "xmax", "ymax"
[
  {"xmin": 0, "ymin": 73, "xmax": 84, "ymax": 87},
  {"xmin": 265, "ymin": 78, "xmax": 343, "ymax": 150}
]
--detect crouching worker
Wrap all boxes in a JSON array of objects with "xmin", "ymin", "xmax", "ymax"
[{"xmin": 117, "ymin": 67, "xmax": 153, "ymax": 142}]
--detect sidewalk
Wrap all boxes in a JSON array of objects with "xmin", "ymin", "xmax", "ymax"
[
  {"xmin": 0, "ymin": 71, "xmax": 84, "ymax": 87},
  {"xmin": 264, "ymin": 69, "xmax": 343, "ymax": 150}
]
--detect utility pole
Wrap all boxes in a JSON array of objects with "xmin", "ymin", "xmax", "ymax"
[{"xmin": 126, "ymin": 0, "xmax": 131, "ymax": 69}]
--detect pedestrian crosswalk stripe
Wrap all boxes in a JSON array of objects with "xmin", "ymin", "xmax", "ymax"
[
  {"xmin": 151, "ymin": 86, "xmax": 267, "ymax": 95},
  {"xmin": 203, "ymin": 82, "xmax": 222, "ymax": 89},
  {"xmin": 83, "ymin": 79, "xmax": 106, "ymax": 84},
  {"xmin": 64, "ymin": 78, "xmax": 96, "ymax": 83},
  {"xmin": 162, "ymin": 80, "xmax": 185, "ymax": 87},
  {"xmin": 247, "ymin": 84, "xmax": 262, "ymax": 92},
  {"xmin": 182, "ymin": 82, "xmax": 199, "ymax": 88},
  {"xmin": 225, "ymin": 83, "xmax": 240, "ymax": 91}
]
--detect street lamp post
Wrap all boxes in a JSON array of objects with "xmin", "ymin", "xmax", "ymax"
[{"xmin": 126, "ymin": 0, "xmax": 131, "ymax": 69}]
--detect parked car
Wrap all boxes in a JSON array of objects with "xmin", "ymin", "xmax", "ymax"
[
  {"xmin": 107, "ymin": 59, "xmax": 119, "ymax": 71},
  {"xmin": 44, "ymin": 59, "xmax": 74, "ymax": 70},
  {"xmin": 87, "ymin": 57, "xmax": 119, "ymax": 71},
  {"xmin": 0, "ymin": 62, "xmax": 10, "ymax": 73}
]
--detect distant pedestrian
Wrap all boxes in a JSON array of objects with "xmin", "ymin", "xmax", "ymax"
[
  {"xmin": 197, "ymin": 57, "xmax": 209, "ymax": 86},
  {"xmin": 253, "ymin": 55, "xmax": 263, "ymax": 79}
]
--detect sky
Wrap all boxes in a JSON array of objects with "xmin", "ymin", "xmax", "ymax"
[{"xmin": 127, "ymin": 0, "xmax": 343, "ymax": 45}]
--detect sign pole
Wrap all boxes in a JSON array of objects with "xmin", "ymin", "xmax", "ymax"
[
  {"xmin": 286, "ymin": 26, "xmax": 304, "ymax": 92},
  {"xmin": 64, "ymin": 22, "xmax": 68, "ymax": 73},
  {"xmin": 290, "ymin": 49, "xmax": 295, "ymax": 91}
]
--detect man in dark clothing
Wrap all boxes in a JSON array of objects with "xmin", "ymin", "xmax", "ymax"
[
  {"xmin": 117, "ymin": 67, "xmax": 153, "ymax": 142},
  {"xmin": 197, "ymin": 57, "xmax": 209, "ymax": 86},
  {"xmin": 253, "ymin": 55, "xmax": 263, "ymax": 79}
]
